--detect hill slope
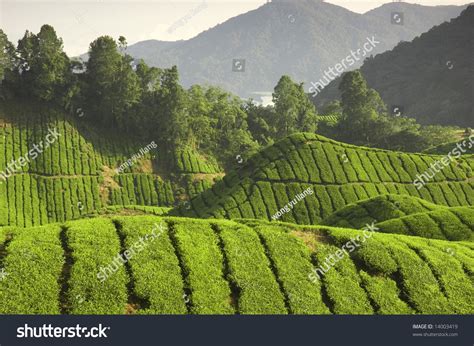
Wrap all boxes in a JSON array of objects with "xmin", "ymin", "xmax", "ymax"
[
  {"xmin": 375, "ymin": 206, "xmax": 474, "ymax": 241},
  {"xmin": 173, "ymin": 133, "xmax": 474, "ymax": 224},
  {"xmin": 321, "ymin": 195, "xmax": 473, "ymax": 241},
  {"xmin": 0, "ymin": 215, "xmax": 472, "ymax": 314},
  {"xmin": 321, "ymin": 194, "xmax": 445, "ymax": 229},
  {"xmin": 0, "ymin": 102, "xmax": 221, "ymax": 227},
  {"xmin": 313, "ymin": 5, "xmax": 474, "ymax": 127},
  {"xmin": 126, "ymin": 1, "xmax": 468, "ymax": 99}
]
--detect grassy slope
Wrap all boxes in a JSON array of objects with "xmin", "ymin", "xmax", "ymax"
[
  {"xmin": 424, "ymin": 139, "xmax": 474, "ymax": 155},
  {"xmin": 0, "ymin": 101, "xmax": 221, "ymax": 227},
  {"xmin": 321, "ymin": 194, "xmax": 474, "ymax": 241},
  {"xmin": 321, "ymin": 194, "xmax": 444, "ymax": 229},
  {"xmin": 173, "ymin": 133, "xmax": 474, "ymax": 224},
  {"xmin": 0, "ymin": 215, "xmax": 472, "ymax": 315},
  {"xmin": 375, "ymin": 207, "xmax": 474, "ymax": 241}
]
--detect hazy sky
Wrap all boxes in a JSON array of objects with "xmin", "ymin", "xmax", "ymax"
[{"xmin": 0, "ymin": 0, "xmax": 470, "ymax": 55}]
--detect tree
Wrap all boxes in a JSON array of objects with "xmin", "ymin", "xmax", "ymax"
[
  {"xmin": 157, "ymin": 66, "xmax": 189, "ymax": 150},
  {"xmin": 244, "ymin": 100, "xmax": 276, "ymax": 146},
  {"xmin": 272, "ymin": 75, "xmax": 317, "ymax": 138},
  {"xmin": 14, "ymin": 25, "xmax": 71, "ymax": 102},
  {"xmin": 0, "ymin": 30, "xmax": 15, "ymax": 83},
  {"xmin": 186, "ymin": 85, "xmax": 213, "ymax": 149},
  {"xmin": 321, "ymin": 100, "xmax": 342, "ymax": 116},
  {"xmin": 84, "ymin": 36, "xmax": 140, "ymax": 128},
  {"xmin": 338, "ymin": 70, "xmax": 384, "ymax": 144},
  {"xmin": 184, "ymin": 86, "xmax": 259, "ymax": 168}
]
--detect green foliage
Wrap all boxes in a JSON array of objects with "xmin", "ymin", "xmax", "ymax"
[
  {"xmin": 170, "ymin": 219, "xmax": 234, "ymax": 314},
  {"xmin": 215, "ymin": 222, "xmax": 287, "ymax": 314},
  {"xmin": 179, "ymin": 133, "xmax": 474, "ymax": 225},
  {"xmin": 330, "ymin": 70, "xmax": 460, "ymax": 152},
  {"xmin": 0, "ymin": 217, "xmax": 473, "ymax": 314},
  {"xmin": 424, "ymin": 137, "xmax": 474, "ymax": 155},
  {"xmin": 400, "ymin": 237, "xmax": 473, "ymax": 314},
  {"xmin": 313, "ymin": 243, "xmax": 373, "ymax": 314},
  {"xmin": 256, "ymin": 225, "xmax": 330, "ymax": 314},
  {"xmin": 377, "ymin": 237, "xmax": 453, "ymax": 314},
  {"xmin": 322, "ymin": 194, "xmax": 441, "ymax": 229},
  {"xmin": 84, "ymin": 36, "xmax": 140, "ymax": 128},
  {"xmin": 338, "ymin": 70, "xmax": 380, "ymax": 145},
  {"xmin": 0, "ymin": 225, "xmax": 63, "ymax": 314},
  {"xmin": 359, "ymin": 271, "xmax": 414, "ymax": 314},
  {"xmin": 115, "ymin": 217, "xmax": 187, "ymax": 314},
  {"xmin": 0, "ymin": 29, "xmax": 15, "ymax": 86},
  {"xmin": 66, "ymin": 218, "xmax": 128, "ymax": 314},
  {"xmin": 0, "ymin": 101, "xmax": 228, "ymax": 227},
  {"xmin": 273, "ymin": 75, "xmax": 318, "ymax": 138}
]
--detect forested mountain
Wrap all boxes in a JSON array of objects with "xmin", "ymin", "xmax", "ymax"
[
  {"xmin": 124, "ymin": 0, "xmax": 469, "ymax": 98},
  {"xmin": 312, "ymin": 5, "xmax": 474, "ymax": 127}
]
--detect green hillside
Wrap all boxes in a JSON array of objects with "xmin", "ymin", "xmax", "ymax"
[
  {"xmin": 0, "ymin": 101, "xmax": 221, "ymax": 227},
  {"xmin": 322, "ymin": 195, "xmax": 473, "ymax": 241},
  {"xmin": 313, "ymin": 6, "xmax": 474, "ymax": 127},
  {"xmin": 321, "ymin": 194, "xmax": 445, "ymax": 229},
  {"xmin": 0, "ymin": 215, "xmax": 472, "ymax": 315},
  {"xmin": 174, "ymin": 133, "xmax": 474, "ymax": 224},
  {"xmin": 424, "ymin": 138, "xmax": 474, "ymax": 155},
  {"xmin": 375, "ymin": 207, "xmax": 473, "ymax": 241}
]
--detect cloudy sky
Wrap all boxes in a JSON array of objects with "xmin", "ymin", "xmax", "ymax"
[{"xmin": 0, "ymin": 0, "xmax": 470, "ymax": 55}]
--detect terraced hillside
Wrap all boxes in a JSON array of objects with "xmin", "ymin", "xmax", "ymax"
[
  {"xmin": 174, "ymin": 133, "xmax": 474, "ymax": 224},
  {"xmin": 0, "ymin": 102, "xmax": 222, "ymax": 227},
  {"xmin": 0, "ymin": 216, "xmax": 472, "ymax": 315},
  {"xmin": 321, "ymin": 194, "xmax": 447, "ymax": 228},
  {"xmin": 374, "ymin": 207, "xmax": 474, "ymax": 241},
  {"xmin": 424, "ymin": 138, "xmax": 474, "ymax": 155},
  {"xmin": 322, "ymin": 195, "xmax": 473, "ymax": 241}
]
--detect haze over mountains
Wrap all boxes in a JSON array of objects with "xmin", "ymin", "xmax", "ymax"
[
  {"xmin": 312, "ymin": 5, "xmax": 474, "ymax": 127},
  {"xmin": 125, "ymin": 0, "xmax": 469, "ymax": 100}
]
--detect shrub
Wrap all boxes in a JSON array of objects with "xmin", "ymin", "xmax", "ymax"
[
  {"xmin": 359, "ymin": 271, "xmax": 413, "ymax": 314},
  {"xmin": 66, "ymin": 218, "xmax": 128, "ymax": 314},
  {"xmin": 215, "ymin": 222, "xmax": 287, "ymax": 314},
  {"xmin": 170, "ymin": 219, "xmax": 234, "ymax": 314},
  {"xmin": 312, "ymin": 243, "xmax": 373, "ymax": 314},
  {"xmin": 0, "ymin": 225, "xmax": 63, "ymax": 314},
  {"xmin": 256, "ymin": 225, "xmax": 330, "ymax": 314},
  {"xmin": 115, "ymin": 216, "xmax": 187, "ymax": 314}
]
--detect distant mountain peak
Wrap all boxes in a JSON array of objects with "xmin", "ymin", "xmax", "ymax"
[{"xmin": 126, "ymin": 2, "xmax": 468, "ymax": 100}]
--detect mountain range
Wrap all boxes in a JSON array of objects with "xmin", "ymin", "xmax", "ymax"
[
  {"xmin": 312, "ymin": 5, "xmax": 474, "ymax": 127},
  {"xmin": 125, "ymin": 0, "xmax": 470, "ymax": 101}
]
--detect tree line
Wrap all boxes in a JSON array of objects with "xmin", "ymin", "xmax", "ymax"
[{"xmin": 0, "ymin": 25, "xmax": 460, "ymax": 170}]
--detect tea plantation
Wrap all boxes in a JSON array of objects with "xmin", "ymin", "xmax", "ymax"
[
  {"xmin": 0, "ymin": 102, "xmax": 221, "ymax": 227},
  {"xmin": 174, "ymin": 133, "xmax": 474, "ymax": 224},
  {"xmin": 1, "ymin": 111, "xmax": 473, "ymax": 316},
  {"xmin": 321, "ymin": 194, "xmax": 445, "ymax": 229},
  {"xmin": 0, "ymin": 216, "xmax": 472, "ymax": 315}
]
